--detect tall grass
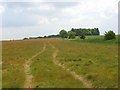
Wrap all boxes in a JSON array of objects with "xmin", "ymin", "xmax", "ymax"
[
  {"xmin": 2, "ymin": 38, "xmax": 118, "ymax": 88},
  {"xmin": 31, "ymin": 39, "xmax": 85, "ymax": 88},
  {"xmin": 2, "ymin": 39, "xmax": 44, "ymax": 88},
  {"xmin": 53, "ymin": 39, "xmax": 118, "ymax": 88},
  {"xmin": 71, "ymin": 35, "xmax": 119, "ymax": 45}
]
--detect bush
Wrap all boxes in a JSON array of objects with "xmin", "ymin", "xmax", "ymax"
[
  {"xmin": 80, "ymin": 35, "xmax": 85, "ymax": 39},
  {"xmin": 59, "ymin": 30, "xmax": 68, "ymax": 38},
  {"xmin": 23, "ymin": 38, "xmax": 29, "ymax": 40},
  {"xmin": 68, "ymin": 31, "xmax": 76, "ymax": 39},
  {"xmin": 104, "ymin": 31, "xmax": 116, "ymax": 40}
]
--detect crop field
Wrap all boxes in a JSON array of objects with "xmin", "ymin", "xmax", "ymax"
[{"xmin": 2, "ymin": 36, "xmax": 118, "ymax": 88}]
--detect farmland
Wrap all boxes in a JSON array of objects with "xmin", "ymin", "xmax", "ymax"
[{"xmin": 2, "ymin": 36, "xmax": 118, "ymax": 88}]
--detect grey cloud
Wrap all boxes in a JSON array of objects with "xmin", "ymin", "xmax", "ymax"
[
  {"xmin": 4, "ymin": 2, "xmax": 80, "ymax": 18},
  {"xmin": 47, "ymin": 2, "xmax": 80, "ymax": 8},
  {"xmin": 2, "ymin": 11, "xmax": 37, "ymax": 27},
  {"xmin": 5, "ymin": 2, "xmax": 79, "ymax": 8},
  {"xmin": 5, "ymin": 2, "xmax": 33, "ymax": 8}
]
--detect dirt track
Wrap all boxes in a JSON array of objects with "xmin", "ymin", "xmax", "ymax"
[
  {"xmin": 24, "ymin": 43, "xmax": 46, "ymax": 88},
  {"xmin": 24, "ymin": 40, "xmax": 93, "ymax": 88},
  {"xmin": 48, "ymin": 41, "xmax": 93, "ymax": 88}
]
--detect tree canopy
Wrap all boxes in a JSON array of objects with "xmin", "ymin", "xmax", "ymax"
[
  {"xmin": 59, "ymin": 30, "xmax": 68, "ymax": 38},
  {"xmin": 68, "ymin": 31, "xmax": 76, "ymax": 39},
  {"xmin": 71, "ymin": 28, "xmax": 100, "ymax": 36}
]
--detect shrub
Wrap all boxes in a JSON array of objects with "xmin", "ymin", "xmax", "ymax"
[
  {"xmin": 80, "ymin": 35, "xmax": 86, "ymax": 39},
  {"xmin": 68, "ymin": 31, "xmax": 76, "ymax": 39},
  {"xmin": 104, "ymin": 31, "xmax": 116, "ymax": 40},
  {"xmin": 59, "ymin": 30, "xmax": 68, "ymax": 38},
  {"xmin": 23, "ymin": 38, "xmax": 29, "ymax": 40}
]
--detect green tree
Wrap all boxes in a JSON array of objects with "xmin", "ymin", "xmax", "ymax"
[
  {"xmin": 71, "ymin": 28, "xmax": 100, "ymax": 36},
  {"xmin": 68, "ymin": 31, "xmax": 76, "ymax": 39},
  {"xmin": 59, "ymin": 30, "xmax": 68, "ymax": 38},
  {"xmin": 23, "ymin": 37, "xmax": 29, "ymax": 40},
  {"xmin": 95, "ymin": 28, "xmax": 100, "ymax": 35},
  {"xmin": 80, "ymin": 35, "xmax": 85, "ymax": 39},
  {"xmin": 91, "ymin": 28, "xmax": 100, "ymax": 35},
  {"xmin": 104, "ymin": 30, "xmax": 116, "ymax": 40}
]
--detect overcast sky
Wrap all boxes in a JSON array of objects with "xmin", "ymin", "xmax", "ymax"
[{"xmin": 0, "ymin": 0, "xmax": 119, "ymax": 40}]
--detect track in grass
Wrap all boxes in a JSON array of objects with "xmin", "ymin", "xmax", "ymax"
[
  {"xmin": 24, "ymin": 43, "xmax": 46, "ymax": 88},
  {"xmin": 3, "ymin": 38, "xmax": 118, "ymax": 88},
  {"xmin": 48, "ymin": 41, "xmax": 93, "ymax": 88}
]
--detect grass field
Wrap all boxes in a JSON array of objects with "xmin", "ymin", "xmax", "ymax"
[
  {"xmin": 2, "ymin": 36, "xmax": 118, "ymax": 88},
  {"xmin": 71, "ymin": 35, "xmax": 119, "ymax": 45}
]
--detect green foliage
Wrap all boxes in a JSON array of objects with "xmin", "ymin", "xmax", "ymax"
[
  {"xmin": 47, "ymin": 34, "xmax": 60, "ymax": 38},
  {"xmin": 74, "ymin": 36, "xmax": 118, "ymax": 45},
  {"xmin": 23, "ymin": 37, "xmax": 29, "ymax": 40},
  {"xmin": 68, "ymin": 31, "xmax": 76, "ymax": 39},
  {"xmin": 59, "ymin": 30, "xmax": 68, "ymax": 38},
  {"xmin": 104, "ymin": 31, "xmax": 116, "ymax": 40},
  {"xmin": 80, "ymin": 35, "xmax": 86, "ymax": 39},
  {"xmin": 71, "ymin": 28, "xmax": 100, "ymax": 36},
  {"xmin": 44, "ymin": 36, "xmax": 47, "ymax": 38}
]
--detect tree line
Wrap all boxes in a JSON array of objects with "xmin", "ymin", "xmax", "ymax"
[
  {"xmin": 23, "ymin": 28, "xmax": 116, "ymax": 40},
  {"xmin": 59, "ymin": 29, "xmax": 116, "ymax": 40},
  {"xmin": 71, "ymin": 28, "xmax": 100, "ymax": 36},
  {"xmin": 23, "ymin": 34, "xmax": 60, "ymax": 40},
  {"xmin": 59, "ymin": 28, "xmax": 100, "ymax": 39}
]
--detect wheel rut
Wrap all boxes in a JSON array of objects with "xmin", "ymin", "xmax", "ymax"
[
  {"xmin": 24, "ymin": 43, "xmax": 46, "ymax": 88},
  {"xmin": 48, "ymin": 41, "xmax": 93, "ymax": 88}
]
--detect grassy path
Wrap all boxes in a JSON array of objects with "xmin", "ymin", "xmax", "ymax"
[
  {"xmin": 48, "ymin": 41, "xmax": 93, "ymax": 88},
  {"xmin": 24, "ymin": 43, "xmax": 46, "ymax": 88},
  {"xmin": 31, "ymin": 39, "xmax": 84, "ymax": 88}
]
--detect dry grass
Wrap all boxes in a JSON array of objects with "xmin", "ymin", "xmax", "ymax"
[
  {"xmin": 2, "ymin": 39, "xmax": 44, "ymax": 88},
  {"xmin": 2, "ymin": 38, "xmax": 118, "ymax": 88},
  {"xmin": 52, "ymin": 39, "xmax": 118, "ymax": 88}
]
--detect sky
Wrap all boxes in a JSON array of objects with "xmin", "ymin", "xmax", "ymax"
[{"xmin": 0, "ymin": 0, "xmax": 119, "ymax": 40}]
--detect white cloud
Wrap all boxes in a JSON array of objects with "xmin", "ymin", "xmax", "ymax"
[
  {"xmin": 70, "ymin": 15, "xmax": 87, "ymax": 23},
  {"xmin": 51, "ymin": 17, "xmax": 59, "ymax": 22},
  {"xmin": 25, "ymin": 3, "xmax": 55, "ymax": 12},
  {"xmin": 13, "ymin": 7, "xmax": 23, "ymax": 13},
  {"xmin": 37, "ymin": 4, "xmax": 55, "ymax": 11},
  {"xmin": 38, "ymin": 16, "xmax": 50, "ymax": 25},
  {"xmin": 0, "ymin": 4, "xmax": 5, "ymax": 14},
  {"xmin": 35, "ymin": 15, "xmax": 59, "ymax": 25},
  {"xmin": 61, "ymin": 0, "xmax": 118, "ymax": 17},
  {"xmin": 60, "ymin": 0, "xmax": 118, "ymax": 26},
  {"xmin": 61, "ymin": 7, "xmax": 80, "ymax": 16},
  {"xmin": 5, "ymin": 2, "xmax": 56, "ymax": 15}
]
